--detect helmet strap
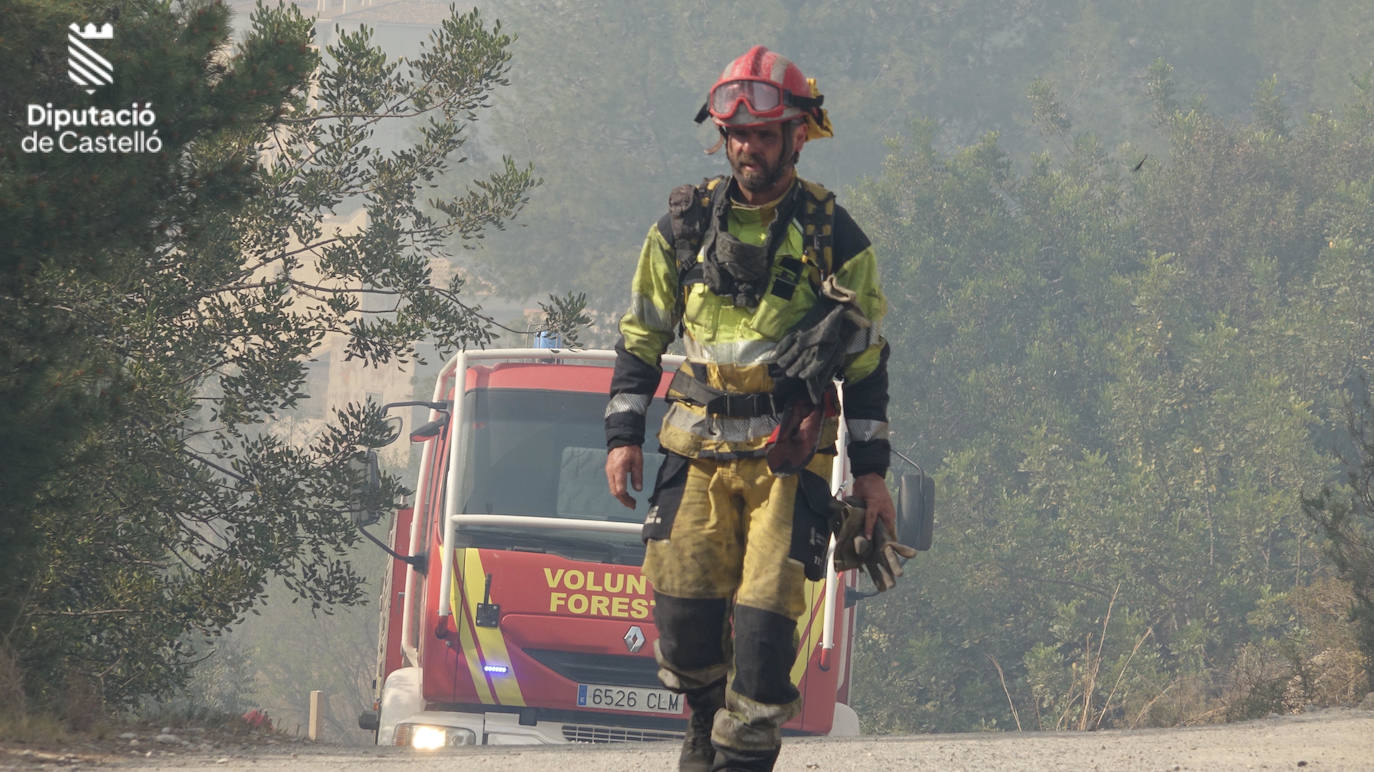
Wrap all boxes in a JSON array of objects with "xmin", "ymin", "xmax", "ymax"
[
  {"xmin": 782, "ymin": 120, "xmax": 801, "ymax": 166},
  {"xmin": 705, "ymin": 126, "xmax": 726, "ymax": 155}
]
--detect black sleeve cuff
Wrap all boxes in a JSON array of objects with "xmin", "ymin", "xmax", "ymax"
[
  {"xmin": 606, "ymin": 338, "xmax": 658, "ymax": 449},
  {"xmin": 606, "ymin": 412, "xmax": 647, "ymax": 450},
  {"xmin": 848, "ymin": 438, "xmax": 890, "ymax": 479},
  {"xmin": 843, "ymin": 342, "xmax": 889, "ymax": 477}
]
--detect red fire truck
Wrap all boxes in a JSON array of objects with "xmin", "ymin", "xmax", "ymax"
[{"xmin": 356, "ymin": 347, "xmax": 931, "ymax": 748}]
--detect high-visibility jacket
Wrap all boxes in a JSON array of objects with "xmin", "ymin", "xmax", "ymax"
[{"xmin": 605, "ymin": 175, "xmax": 891, "ymax": 477}]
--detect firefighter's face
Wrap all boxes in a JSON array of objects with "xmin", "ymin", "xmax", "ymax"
[{"xmin": 725, "ymin": 122, "xmax": 804, "ymax": 197}]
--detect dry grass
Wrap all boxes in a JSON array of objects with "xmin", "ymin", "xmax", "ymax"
[
  {"xmin": 62, "ymin": 673, "xmax": 104, "ymax": 733},
  {"xmin": 1058, "ymin": 578, "xmax": 1371, "ymax": 730},
  {"xmin": 1136, "ymin": 676, "xmax": 1216, "ymax": 727},
  {"xmin": 0, "ymin": 646, "xmax": 25, "ymax": 719},
  {"xmin": 1163, "ymin": 578, "xmax": 1370, "ymax": 726},
  {"xmin": 1038, "ymin": 584, "xmax": 1158, "ymax": 731},
  {"xmin": 0, "ymin": 710, "xmax": 69, "ymax": 745},
  {"xmin": 0, "ymin": 646, "xmax": 91, "ymax": 746},
  {"xmin": 0, "ymin": 647, "xmax": 111, "ymax": 739}
]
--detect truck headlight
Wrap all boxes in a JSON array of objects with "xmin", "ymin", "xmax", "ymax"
[{"xmin": 394, "ymin": 723, "xmax": 477, "ymax": 749}]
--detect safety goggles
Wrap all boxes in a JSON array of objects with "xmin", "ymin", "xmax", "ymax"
[{"xmin": 708, "ymin": 79, "xmax": 791, "ymax": 120}]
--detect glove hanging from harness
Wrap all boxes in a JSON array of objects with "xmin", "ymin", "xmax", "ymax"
[
  {"xmin": 829, "ymin": 496, "xmax": 918, "ymax": 592},
  {"xmin": 764, "ymin": 276, "xmax": 867, "ymax": 476},
  {"xmin": 772, "ymin": 276, "xmax": 871, "ymax": 404},
  {"xmin": 666, "ymin": 367, "xmax": 834, "ymax": 478},
  {"xmin": 764, "ymin": 389, "xmax": 835, "ymax": 476}
]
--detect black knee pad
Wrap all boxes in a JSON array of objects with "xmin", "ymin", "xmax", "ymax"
[
  {"xmin": 731, "ymin": 605, "xmax": 800, "ymax": 705},
  {"xmin": 654, "ymin": 592, "xmax": 729, "ymax": 671}
]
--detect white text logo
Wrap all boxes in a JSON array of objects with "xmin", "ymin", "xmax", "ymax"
[{"xmin": 23, "ymin": 103, "xmax": 161, "ymax": 154}]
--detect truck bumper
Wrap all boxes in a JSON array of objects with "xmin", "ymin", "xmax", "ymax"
[
  {"xmin": 382, "ymin": 708, "xmax": 682, "ymax": 747},
  {"xmin": 378, "ymin": 669, "xmax": 682, "ymax": 747}
]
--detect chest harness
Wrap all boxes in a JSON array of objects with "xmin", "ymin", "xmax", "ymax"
[
  {"xmin": 664, "ymin": 175, "xmax": 839, "ymax": 418},
  {"xmin": 667, "ymin": 175, "xmax": 836, "ymax": 308}
]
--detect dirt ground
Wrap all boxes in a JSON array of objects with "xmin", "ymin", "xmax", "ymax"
[{"xmin": 3, "ymin": 706, "xmax": 1372, "ymax": 771}]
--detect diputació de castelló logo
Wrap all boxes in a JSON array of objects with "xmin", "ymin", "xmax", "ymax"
[
  {"xmin": 22, "ymin": 21, "xmax": 162, "ymax": 154},
  {"xmin": 68, "ymin": 22, "xmax": 114, "ymax": 94}
]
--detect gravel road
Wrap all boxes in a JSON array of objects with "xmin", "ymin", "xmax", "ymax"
[{"xmin": 11, "ymin": 707, "xmax": 1368, "ymax": 771}]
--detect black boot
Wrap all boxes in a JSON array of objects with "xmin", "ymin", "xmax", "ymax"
[
  {"xmin": 679, "ymin": 683, "xmax": 724, "ymax": 772},
  {"xmin": 709, "ymin": 744, "xmax": 781, "ymax": 772}
]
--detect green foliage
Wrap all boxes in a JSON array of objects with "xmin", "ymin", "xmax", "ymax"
[
  {"xmin": 1305, "ymin": 380, "xmax": 1374, "ymax": 691},
  {"xmin": 0, "ymin": 0, "xmax": 539, "ymax": 711},
  {"xmin": 460, "ymin": 0, "xmax": 1374, "ymax": 326},
  {"xmin": 537, "ymin": 292, "xmax": 593, "ymax": 348},
  {"xmin": 850, "ymin": 67, "xmax": 1374, "ymax": 732},
  {"xmin": 143, "ymin": 637, "xmax": 258, "ymax": 724},
  {"xmin": 1027, "ymin": 79, "xmax": 1072, "ymax": 139}
]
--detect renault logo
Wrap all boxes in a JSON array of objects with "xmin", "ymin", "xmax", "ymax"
[{"xmin": 624, "ymin": 625, "xmax": 646, "ymax": 654}]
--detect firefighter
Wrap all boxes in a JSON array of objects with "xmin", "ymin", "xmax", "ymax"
[{"xmin": 605, "ymin": 46, "xmax": 902, "ymax": 772}]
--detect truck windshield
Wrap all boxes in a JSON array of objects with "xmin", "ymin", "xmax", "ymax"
[{"xmin": 456, "ymin": 388, "xmax": 669, "ymax": 525}]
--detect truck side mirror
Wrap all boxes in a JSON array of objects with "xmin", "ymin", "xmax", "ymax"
[
  {"xmin": 348, "ymin": 449, "xmax": 385, "ymax": 527},
  {"xmin": 347, "ymin": 449, "xmax": 425, "ymax": 570},
  {"xmin": 896, "ymin": 472, "xmax": 934, "ymax": 551},
  {"xmin": 409, "ymin": 417, "xmax": 447, "ymax": 442},
  {"xmin": 376, "ymin": 415, "xmax": 404, "ymax": 447}
]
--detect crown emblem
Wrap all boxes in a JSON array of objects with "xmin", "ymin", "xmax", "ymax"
[
  {"xmin": 67, "ymin": 22, "xmax": 114, "ymax": 94},
  {"xmin": 69, "ymin": 22, "xmax": 113, "ymax": 39}
]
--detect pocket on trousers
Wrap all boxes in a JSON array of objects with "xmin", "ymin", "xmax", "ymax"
[
  {"xmin": 790, "ymin": 469, "xmax": 835, "ymax": 581},
  {"xmin": 642, "ymin": 452, "xmax": 690, "ymax": 543}
]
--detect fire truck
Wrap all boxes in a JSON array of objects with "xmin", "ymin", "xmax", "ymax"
[{"xmin": 355, "ymin": 346, "xmax": 932, "ymax": 748}]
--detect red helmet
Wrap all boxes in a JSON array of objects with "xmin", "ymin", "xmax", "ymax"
[{"xmin": 697, "ymin": 46, "xmax": 823, "ymax": 129}]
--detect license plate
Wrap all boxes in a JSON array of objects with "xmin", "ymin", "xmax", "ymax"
[{"xmin": 576, "ymin": 683, "xmax": 684, "ymax": 714}]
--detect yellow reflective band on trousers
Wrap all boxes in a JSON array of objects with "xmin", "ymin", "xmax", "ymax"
[{"xmin": 451, "ymin": 549, "xmax": 526, "ymax": 706}]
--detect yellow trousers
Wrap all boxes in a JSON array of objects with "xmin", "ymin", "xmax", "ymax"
[{"xmin": 641, "ymin": 452, "xmax": 834, "ymax": 753}]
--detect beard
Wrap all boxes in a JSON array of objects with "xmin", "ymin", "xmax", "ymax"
[{"xmin": 729, "ymin": 147, "xmax": 790, "ymax": 193}]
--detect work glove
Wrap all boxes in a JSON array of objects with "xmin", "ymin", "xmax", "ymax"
[
  {"xmin": 765, "ymin": 397, "xmax": 828, "ymax": 476},
  {"xmin": 772, "ymin": 278, "xmax": 870, "ymax": 404},
  {"xmin": 829, "ymin": 497, "xmax": 919, "ymax": 592}
]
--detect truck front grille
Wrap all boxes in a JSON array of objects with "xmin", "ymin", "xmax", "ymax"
[
  {"xmin": 562, "ymin": 724, "xmax": 682, "ymax": 744},
  {"xmin": 524, "ymin": 649, "xmax": 662, "ymax": 688}
]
